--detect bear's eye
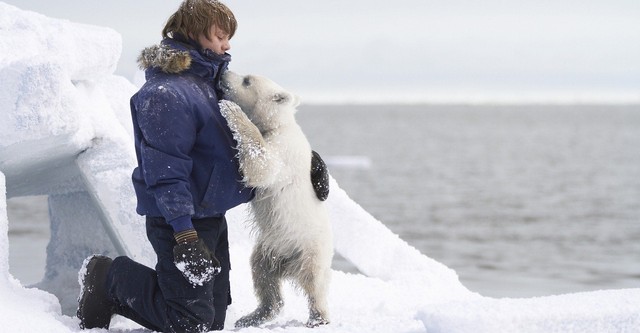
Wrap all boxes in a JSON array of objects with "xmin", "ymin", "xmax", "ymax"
[{"xmin": 242, "ymin": 77, "xmax": 251, "ymax": 87}]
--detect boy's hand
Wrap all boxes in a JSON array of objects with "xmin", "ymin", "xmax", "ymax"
[{"xmin": 173, "ymin": 229, "xmax": 221, "ymax": 286}]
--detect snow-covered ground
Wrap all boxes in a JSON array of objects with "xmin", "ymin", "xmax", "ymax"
[{"xmin": 1, "ymin": 3, "xmax": 640, "ymax": 332}]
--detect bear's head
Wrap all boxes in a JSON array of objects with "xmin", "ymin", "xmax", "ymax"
[{"xmin": 221, "ymin": 71, "xmax": 300, "ymax": 132}]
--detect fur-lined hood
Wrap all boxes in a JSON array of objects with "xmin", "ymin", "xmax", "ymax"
[
  {"xmin": 137, "ymin": 43, "xmax": 192, "ymax": 74},
  {"xmin": 136, "ymin": 38, "xmax": 231, "ymax": 79}
]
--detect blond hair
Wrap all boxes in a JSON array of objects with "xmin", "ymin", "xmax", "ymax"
[{"xmin": 162, "ymin": 0, "xmax": 237, "ymax": 41}]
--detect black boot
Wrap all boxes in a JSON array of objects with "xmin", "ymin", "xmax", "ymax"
[{"xmin": 77, "ymin": 255, "xmax": 115, "ymax": 329}]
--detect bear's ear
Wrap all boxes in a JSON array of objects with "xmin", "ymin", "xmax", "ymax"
[
  {"xmin": 272, "ymin": 92, "xmax": 295, "ymax": 106},
  {"xmin": 271, "ymin": 92, "xmax": 287, "ymax": 104},
  {"xmin": 292, "ymin": 94, "xmax": 301, "ymax": 107}
]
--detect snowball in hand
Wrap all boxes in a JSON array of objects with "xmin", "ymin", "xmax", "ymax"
[{"xmin": 173, "ymin": 239, "xmax": 220, "ymax": 286}]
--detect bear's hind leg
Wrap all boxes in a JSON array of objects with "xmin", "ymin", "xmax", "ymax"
[
  {"xmin": 298, "ymin": 263, "xmax": 331, "ymax": 327},
  {"xmin": 235, "ymin": 247, "xmax": 284, "ymax": 328}
]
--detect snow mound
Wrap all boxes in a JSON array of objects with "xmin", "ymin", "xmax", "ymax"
[{"xmin": 1, "ymin": 2, "xmax": 640, "ymax": 332}]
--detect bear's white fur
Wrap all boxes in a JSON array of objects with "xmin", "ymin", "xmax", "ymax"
[{"xmin": 219, "ymin": 71, "xmax": 333, "ymax": 328}]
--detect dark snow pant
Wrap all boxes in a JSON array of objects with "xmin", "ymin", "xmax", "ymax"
[{"xmin": 106, "ymin": 216, "xmax": 231, "ymax": 332}]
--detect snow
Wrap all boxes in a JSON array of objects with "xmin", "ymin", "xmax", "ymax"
[
  {"xmin": 1, "ymin": 2, "xmax": 640, "ymax": 332},
  {"xmin": 174, "ymin": 252, "xmax": 221, "ymax": 287}
]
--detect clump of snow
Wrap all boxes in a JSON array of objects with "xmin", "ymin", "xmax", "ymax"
[
  {"xmin": 75, "ymin": 255, "xmax": 93, "ymax": 306},
  {"xmin": 174, "ymin": 256, "xmax": 220, "ymax": 287},
  {"xmin": 0, "ymin": 2, "xmax": 121, "ymax": 149},
  {"xmin": 1, "ymin": 2, "xmax": 640, "ymax": 333}
]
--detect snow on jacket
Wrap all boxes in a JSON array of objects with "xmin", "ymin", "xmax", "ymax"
[{"xmin": 130, "ymin": 37, "xmax": 254, "ymax": 232}]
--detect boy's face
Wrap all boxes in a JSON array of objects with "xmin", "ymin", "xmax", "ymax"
[{"xmin": 196, "ymin": 25, "xmax": 231, "ymax": 55}]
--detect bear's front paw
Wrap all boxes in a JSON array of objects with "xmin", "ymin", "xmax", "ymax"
[
  {"xmin": 219, "ymin": 100, "xmax": 242, "ymax": 119},
  {"xmin": 219, "ymin": 99, "xmax": 250, "ymax": 135}
]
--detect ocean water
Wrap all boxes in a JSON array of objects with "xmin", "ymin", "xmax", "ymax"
[
  {"xmin": 7, "ymin": 104, "xmax": 640, "ymax": 298},
  {"xmin": 296, "ymin": 104, "xmax": 640, "ymax": 297}
]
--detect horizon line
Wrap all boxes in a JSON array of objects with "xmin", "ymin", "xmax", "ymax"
[{"xmin": 294, "ymin": 91, "xmax": 640, "ymax": 106}]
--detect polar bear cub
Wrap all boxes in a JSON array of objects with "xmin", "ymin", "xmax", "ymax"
[{"xmin": 219, "ymin": 71, "xmax": 333, "ymax": 328}]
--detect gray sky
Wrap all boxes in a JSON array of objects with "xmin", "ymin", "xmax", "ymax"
[{"xmin": 5, "ymin": 0, "xmax": 640, "ymax": 103}]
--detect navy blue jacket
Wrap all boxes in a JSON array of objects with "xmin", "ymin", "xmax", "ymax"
[{"xmin": 130, "ymin": 38, "xmax": 254, "ymax": 232}]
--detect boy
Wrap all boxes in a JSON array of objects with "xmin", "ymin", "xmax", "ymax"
[
  {"xmin": 78, "ymin": 1, "xmax": 249, "ymax": 331},
  {"xmin": 77, "ymin": 1, "xmax": 329, "ymax": 331}
]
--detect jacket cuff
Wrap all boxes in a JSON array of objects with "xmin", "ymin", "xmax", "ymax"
[{"xmin": 168, "ymin": 215, "xmax": 194, "ymax": 233}]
